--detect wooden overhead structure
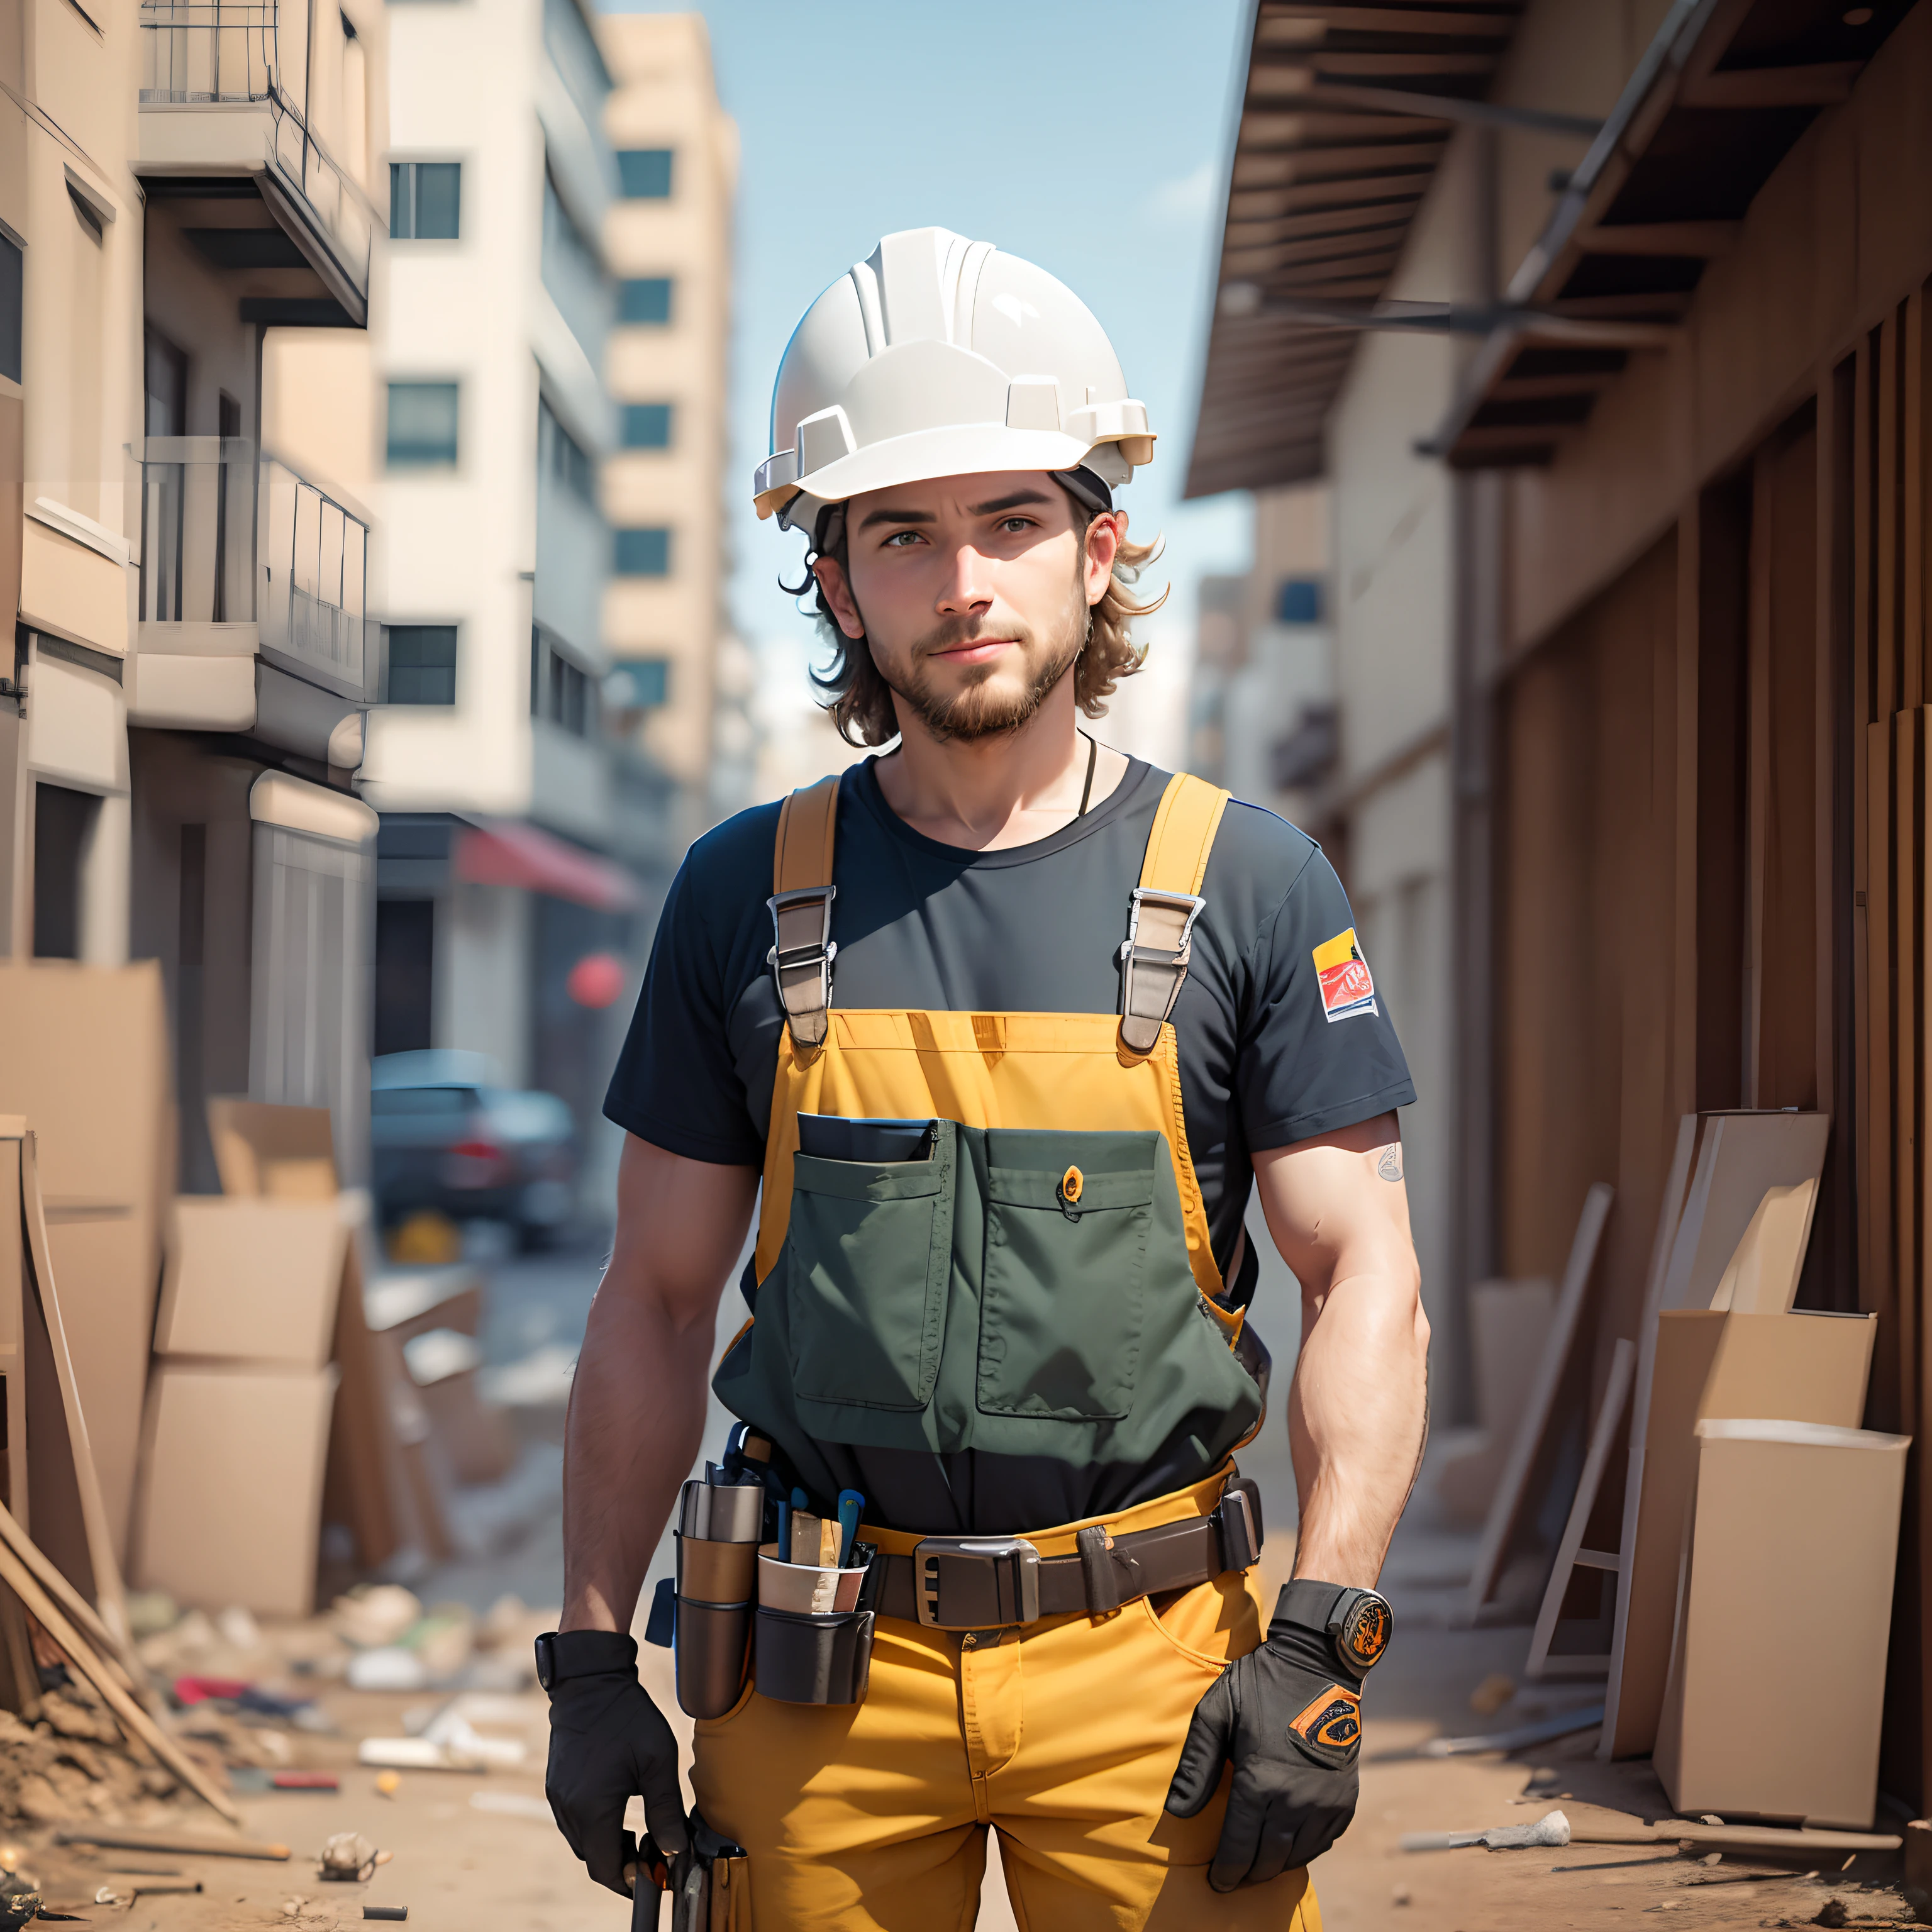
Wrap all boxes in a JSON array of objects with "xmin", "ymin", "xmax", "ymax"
[
  {"xmin": 1184, "ymin": 0, "xmax": 1528, "ymax": 500},
  {"xmin": 1435, "ymin": 0, "xmax": 1916, "ymax": 468}
]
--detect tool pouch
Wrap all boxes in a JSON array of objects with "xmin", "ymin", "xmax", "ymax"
[
  {"xmin": 674, "ymin": 1533, "xmax": 755, "ymax": 1721},
  {"xmin": 753, "ymin": 1605, "xmax": 875, "ymax": 1706}
]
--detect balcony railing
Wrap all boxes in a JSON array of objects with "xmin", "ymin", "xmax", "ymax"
[
  {"xmin": 137, "ymin": 436, "xmax": 256, "ymax": 628},
  {"xmin": 137, "ymin": 2, "xmax": 375, "ymax": 296},
  {"xmin": 136, "ymin": 440, "xmax": 375, "ymax": 700},
  {"xmin": 260, "ymin": 457, "xmax": 374, "ymax": 696}
]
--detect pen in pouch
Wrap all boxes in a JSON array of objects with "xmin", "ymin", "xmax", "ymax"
[
  {"xmin": 774, "ymin": 1497, "xmax": 791, "ymax": 1562},
  {"xmin": 789, "ymin": 1489, "xmax": 809, "ymax": 1563}
]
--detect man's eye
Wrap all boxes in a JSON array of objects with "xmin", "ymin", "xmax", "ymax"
[
  {"xmin": 999, "ymin": 517, "xmax": 1035, "ymax": 534},
  {"xmin": 883, "ymin": 530, "xmax": 923, "ymax": 548}
]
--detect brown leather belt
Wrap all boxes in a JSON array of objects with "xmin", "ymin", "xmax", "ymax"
[{"xmin": 874, "ymin": 1477, "xmax": 1263, "ymax": 1630}]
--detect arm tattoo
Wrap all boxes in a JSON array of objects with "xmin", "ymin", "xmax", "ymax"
[{"xmin": 1377, "ymin": 1145, "xmax": 1402, "ymax": 1183}]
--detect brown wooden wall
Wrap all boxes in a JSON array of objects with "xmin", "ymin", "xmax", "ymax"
[{"xmin": 1491, "ymin": 280, "xmax": 1932, "ymax": 1804}]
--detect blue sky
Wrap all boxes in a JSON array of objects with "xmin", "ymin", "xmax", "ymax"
[{"xmin": 601, "ymin": 0, "xmax": 1253, "ymax": 708}]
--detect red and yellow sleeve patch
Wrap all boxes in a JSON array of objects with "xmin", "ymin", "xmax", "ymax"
[{"xmin": 1313, "ymin": 928, "xmax": 1377, "ymax": 1024}]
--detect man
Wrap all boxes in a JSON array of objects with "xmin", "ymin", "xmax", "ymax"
[{"xmin": 543, "ymin": 228, "xmax": 1428, "ymax": 1931}]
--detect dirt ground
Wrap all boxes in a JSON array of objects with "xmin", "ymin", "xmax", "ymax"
[{"xmin": 16, "ymin": 1235, "xmax": 1917, "ymax": 1930}]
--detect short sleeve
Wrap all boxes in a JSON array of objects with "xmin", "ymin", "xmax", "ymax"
[
  {"xmin": 1237, "ymin": 849, "xmax": 1416, "ymax": 1150},
  {"xmin": 602, "ymin": 855, "xmax": 764, "ymax": 1166}
]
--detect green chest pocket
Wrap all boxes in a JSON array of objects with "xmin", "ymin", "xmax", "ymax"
[
  {"xmin": 976, "ymin": 1131, "xmax": 1157, "ymax": 1421},
  {"xmin": 785, "ymin": 1145, "xmax": 953, "ymax": 1411}
]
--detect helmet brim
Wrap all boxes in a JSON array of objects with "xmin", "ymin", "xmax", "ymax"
[{"xmin": 755, "ymin": 423, "xmax": 1150, "ymax": 523}]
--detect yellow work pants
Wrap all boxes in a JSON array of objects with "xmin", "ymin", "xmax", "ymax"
[{"xmin": 691, "ymin": 1471, "xmax": 1320, "ymax": 1932}]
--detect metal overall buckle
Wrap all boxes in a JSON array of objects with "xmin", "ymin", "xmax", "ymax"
[
  {"xmin": 913, "ymin": 1536, "xmax": 1041, "ymax": 1629},
  {"xmin": 1117, "ymin": 887, "xmax": 1207, "ymax": 1052},
  {"xmin": 765, "ymin": 886, "xmax": 837, "ymax": 1048}
]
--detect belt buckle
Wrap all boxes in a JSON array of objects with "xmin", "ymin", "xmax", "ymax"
[{"xmin": 913, "ymin": 1536, "xmax": 1041, "ymax": 1629}]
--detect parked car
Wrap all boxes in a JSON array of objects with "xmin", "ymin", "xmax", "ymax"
[{"xmin": 370, "ymin": 1051, "xmax": 578, "ymax": 1246}]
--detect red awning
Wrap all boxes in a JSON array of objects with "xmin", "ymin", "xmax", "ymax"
[{"xmin": 452, "ymin": 820, "xmax": 640, "ymax": 912}]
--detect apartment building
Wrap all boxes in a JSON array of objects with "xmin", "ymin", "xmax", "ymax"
[
  {"xmin": 5, "ymin": 0, "xmax": 386, "ymax": 1188},
  {"xmin": 361, "ymin": 0, "xmax": 646, "ymax": 1221},
  {"xmin": 597, "ymin": 11, "xmax": 741, "ymax": 835},
  {"xmin": 3, "ymin": 0, "xmax": 386, "ymax": 1551}
]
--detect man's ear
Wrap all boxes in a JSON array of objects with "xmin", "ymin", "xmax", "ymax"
[
  {"xmin": 813, "ymin": 556, "xmax": 867, "ymax": 641},
  {"xmin": 1083, "ymin": 513, "xmax": 1124, "ymax": 606}
]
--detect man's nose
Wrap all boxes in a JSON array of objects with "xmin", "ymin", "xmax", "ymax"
[{"xmin": 935, "ymin": 545, "xmax": 995, "ymax": 616}]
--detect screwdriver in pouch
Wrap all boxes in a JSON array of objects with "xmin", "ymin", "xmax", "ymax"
[{"xmin": 836, "ymin": 1491, "xmax": 865, "ymax": 1568}]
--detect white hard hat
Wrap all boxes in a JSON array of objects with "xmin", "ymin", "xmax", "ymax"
[{"xmin": 754, "ymin": 226, "xmax": 1155, "ymax": 538}]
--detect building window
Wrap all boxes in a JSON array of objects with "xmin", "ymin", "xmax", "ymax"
[
  {"xmin": 387, "ymin": 381, "xmax": 459, "ymax": 467},
  {"xmin": 33, "ymin": 784, "xmax": 97, "ymax": 960},
  {"xmin": 619, "ymin": 402, "xmax": 673, "ymax": 450},
  {"xmin": 618, "ymin": 277, "xmax": 672, "ymax": 325},
  {"xmin": 385, "ymin": 624, "xmax": 458, "ymax": 705},
  {"xmin": 541, "ymin": 164, "xmax": 610, "ymax": 359},
  {"xmin": 531, "ymin": 626, "xmax": 600, "ymax": 740},
  {"xmin": 390, "ymin": 161, "xmax": 461, "ymax": 240},
  {"xmin": 1275, "ymin": 577, "xmax": 1323, "ymax": 625},
  {"xmin": 607, "ymin": 657, "xmax": 669, "ymax": 711},
  {"xmin": 0, "ymin": 231, "xmax": 21, "ymax": 384},
  {"xmin": 540, "ymin": 396, "xmax": 597, "ymax": 506},
  {"xmin": 616, "ymin": 148, "xmax": 673, "ymax": 199},
  {"xmin": 614, "ymin": 526, "xmax": 671, "ymax": 577}
]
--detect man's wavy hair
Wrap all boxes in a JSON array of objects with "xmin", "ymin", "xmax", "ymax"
[{"xmin": 788, "ymin": 488, "xmax": 1167, "ymax": 748}]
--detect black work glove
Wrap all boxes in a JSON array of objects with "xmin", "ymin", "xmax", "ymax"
[
  {"xmin": 540, "ymin": 1630, "xmax": 689, "ymax": 1899},
  {"xmin": 1163, "ymin": 1584, "xmax": 1365, "ymax": 1890}
]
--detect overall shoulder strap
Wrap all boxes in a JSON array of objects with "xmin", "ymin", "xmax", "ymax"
[
  {"xmin": 1119, "ymin": 772, "xmax": 1231, "ymax": 1054},
  {"xmin": 769, "ymin": 774, "xmax": 841, "ymax": 1052}
]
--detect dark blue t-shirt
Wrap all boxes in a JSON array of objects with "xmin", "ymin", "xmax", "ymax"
[{"xmin": 604, "ymin": 755, "xmax": 1414, "ymax": 1528}]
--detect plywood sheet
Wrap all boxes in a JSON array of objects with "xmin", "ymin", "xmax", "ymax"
[{"xmin": 1605, "ymin": 1309, "xmax": 1875, "ymax": 1758}]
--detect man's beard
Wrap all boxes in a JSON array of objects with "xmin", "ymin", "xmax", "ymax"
[{"xmin": 869, "ymin": 588, "xmax": 1089, "ymax": 745}]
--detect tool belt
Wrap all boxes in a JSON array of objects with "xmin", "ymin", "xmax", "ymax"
[
  {"xmin": 654, "ymin": 1469, "xmax": 1265, "ymax": 1718},
  {"xmin": 876, "ymin": 1477, "xmax": 1263, "ymax": 1629}
]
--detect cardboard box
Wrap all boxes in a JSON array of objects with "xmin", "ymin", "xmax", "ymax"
[
  {"xmin": 207, "ymin": 1097, "xmax": 338, "ymax": 1201},
  {"xmin": 364, "ymin": 1264, "xmax": 486, "ymax": 1346},
  {"xmin": 403, "ymin": 1328, "xmax": 516, "ymax": 1485},
  {"xmin": 135, "ymin": 1363, "xmax": 340, "ymax": 1616},
  {"xmin": 1656, "ymin": 1419, "xmax": 1907, "ymax": 1827},
  {"xmin": 154, "ymin": 1197, "xmax": 348, "ymax": 1368},
  {"xmin": 0, "ymin": 963, "xmax": 172, "ymax": 1564},
  {"xmin": 1608, "ymin": 1309, "xmax": 1875, "ymax": 1758}
]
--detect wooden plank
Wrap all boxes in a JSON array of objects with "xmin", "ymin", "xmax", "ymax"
[
  {"xmin": 1465, "ymin": 1182, "xmax": 1614, "ymax": 1617},
  {"xmin": 1854, "ymin": 340, "xmax": 1881, "ymax": 1335},
  {"xmin": 1673, "ymin": 506, "xmax": 1701, "ymax": 1124},
  {"xmin": 1896, "ymin": 710, "xmax": 1920, "ymax": 1445},
  {"xmin": 1907, "ymin": 291, "xmax": 1926, "ymax": 714},
  {"xmin": 1745, "ymin": 448, "xmax": 1774, "ymax": 1105},
  {"xmin": 18, "ymin": 1134, "xmax": 128, "ymax": 1650},
  {"xmin": 0, "ymin": 1533, "xmax": 240, "ymax": 1824},
  {"xmin": 1599, "ymin": 1116, "xmax": 1701, "ymax": 1752},
  {"xmin": 0, "ymin": 1500, "xmax": 135, "ymax": 1695},
  {"xmin": 1882, "ymin": 311, "xmax": 1905, "ymax": 713},
  {"xmin": 1527, "ymin": 1339, "xmax": 1636, "ymax": 1683},
  {"xmin": 1868, "ymin": 721, "xmax": 1897, "ymax": 1360}
]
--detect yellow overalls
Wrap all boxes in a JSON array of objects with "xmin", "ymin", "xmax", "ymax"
[{"xmin": 691, "ymin": 771, "xmax": 1321, "ymax": 1932}]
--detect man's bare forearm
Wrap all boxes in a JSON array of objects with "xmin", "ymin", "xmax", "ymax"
[
  {"xmin": 1287, "ymin": 1260, "xmax": 1428, "ymax": 1585},
  {"xmin": 1254, "ymin": 1116, "xmax": 1430, "ymax": 1590},
  {"xmin": 560, "ymin": 1137, "xmax": 758, "ymax": 1634}
]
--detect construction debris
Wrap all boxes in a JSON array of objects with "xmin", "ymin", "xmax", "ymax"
[
  {"xmin": 54, "ymin": 1826, "xmax": 292, "ymax": 1860},
  {"xmin": 318, "ymin": 1832, "xmax": 381, "ymax": 1882},
  {"xmin": 1421, "ymin": 1704, "xmax": 1604, "ymax": 1757},
  {"xmin": 1403, "ymin": 1807, "xmax": 1572, "ymax": 1852}
]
